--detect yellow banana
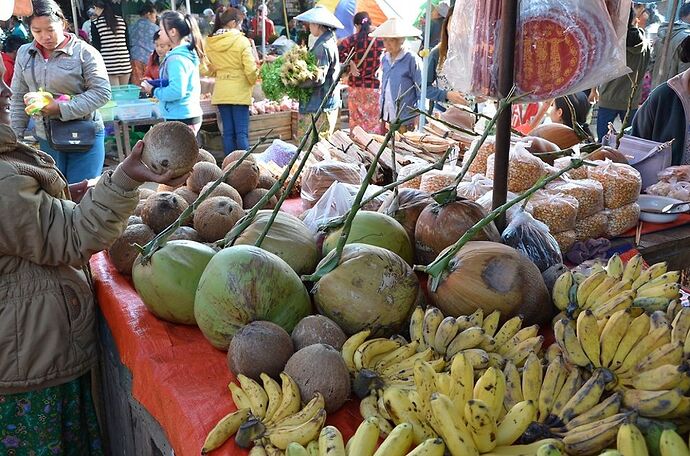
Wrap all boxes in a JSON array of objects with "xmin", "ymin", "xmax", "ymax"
[
  {"xmin": 449, "ymin": 352, "xmax": 474, "ymax": 414},
  {"xmin": 685, "ymin": 329, "xmax": 690, "ymax": 358},
  {"xmin": 617, "ymin": 423, "xmax": 649, "ymax": 456},
  {"xmin": 558, "ymin": 368, "xmax": 610, "ymax": 424},
  {"xmin": 287, "ymin": 442, "xmax": 309, "ymax": 456},
  {"xmin": 631, "ymin": 268, "xmax": 654, "ymax": 291},
  {"xmin": 484, "ymin": 438, "xmax": 565, "ymax": 455},
  {"xmin": 606, "ymin": 254, "xmax": 624, "ymax": 279},
  {"xmin": 616, "ymin": 324, "xmax": 669, "ymax": 376},
  {"xmin": 502, "ymin": 361, "xmax": 523, "ymax": 411},
  {"xmin": 261, "ymin": 373, "xmax": 283, "ymax": 423},
  {"xmin": 372, "ymin": 422, "xmax": 415, "ymax": 456},
  {"xmin": 429, "ymin": 393, "xmax": 479, "ymax": 456},
  {"xmin": 468, "ymin": 308, "xmax": 484, "ymax": 327},
  {"xmin": 359, "ymin": 395, "xmax": 393, "ymax": 437},
  {"xmin": 201, "ymin": 408, "xmax": 251, "ymax": 454},
  {"xmin": 622, "ymin": 254, "xmax": 643, "ymax": 283},
  {"xmin": 250, "ymin": 445, "xmax": 269, "ymax": 456},
  {"xmin": 269, "ymin": 372, "xmax": 302, "ymax": 425},
  {"xmin": 405, "ymin": 437, "xmax": 445, "ymax": 456},
  {"xmin": 342, "ymin": 330, "xmax": 371, "ymax": 372},
  {"xmin": 382, "ymin": 386, "xmax": 436, "ymax": 445},
  {"xmin": 380, "ymin": 348, "xmax": 435, "ymax": 377},
  {"xmin": 667, "ymin": 299, "xmax": 683, "ymax": 321},
  {"xmin": 576, "ymin": 309, "xmax": 601, "ymax": 368},
  {"xmin": 660, "ymin": 429, "xmax": 690, "ymax": 456},
  {"xmin": 445, "ymin": 327, "xmax": 486, "ymax": 358},
  {"xmin": 505, "ymin": 336, "xmax": 543, "ymax": 367},
  {"xmin": 537, "ymin": 355, "xmax": 566, "ymax": 422},
  {"xmin": 432, "ymin": 316, "xmax": 458, "ymax": 355},
  {"xmin": 238, "ymin": 374, "xmax": 269, "ymax": 419},
  {"xmin": 521, "ymin": 352, "xmax": 543, "ymax": 403},
  {"xmin": 493, "ymin": 316, "xmax": 524, "ymax": 349},
  {"xmin": 650, "ymin": 310, "xmax": 671, "ymax": 332},
  {"xmin": 409, "ymin": 307, "xmax": 425, "ymax": 350},
  {"xmin": 378, "ymin": 392, "xmax": 393, "ymax": 421},
  {"xmin": 591, "ymin": 290, "xmax": 635, "ymax": 319},
  {"xmin": 554, "ymin": 318, "xmax": 591, "ymax": 368},
  {"xmin": 422, "ymin": 307, "xmax": 444, "ymax": 350},
  {"xmin": 458, "ymin": 348, "xmax": 490, "ymax": 370},
  {"xmin": 589, "ymin": 279, "xmax": 631, "ymax": 310},
  {"xmin": 559, "ymin": 392, "xmax": 621, "ymax": 432},
  {"xmin": 562, "ymin": 413, "xmax": 629, "ymax": 456},
  {"xmin": 375, "ymin": 342, "xmax": 420, "ymax": 371},
  {"xmin": 495, "ymin": 400, "xmax": 535, "ymax": 447},
  {"xmin": 622, "ymin": 388, "xmax": 684, "ymax": 417},
  {"xmin": 465, "ymin": 399, "xmax": 497, "ymax": 453},
  {"xmin": 267, "ymin": 408, "xmax": 327, "ymax": 450},
  {"xmin": 637, "ymin": 283, "xmax": 681, "ymax": 300},
  {"xmin": 633, "ymin": 296, "xmax": 671, "ymax": 313},
  {"xmin": 307, "ymin": 440, "xmax": 320, "ymax": 456},
  {"xmin": 584, "ymin": 275, "xmax": 618, "ymax": 309},
  {"xmin": 552, "ymin": 271, "xmax": 573, "ymax": 311},
  {"xmin": 599, "ymin": 309, "xmax": 632, "ymax": 368},
  {"xmin": 498, "ymin": 324, "xmax": 539, "ymax": 357},
  {"xmin": 355, "ymin": 338, "xmax": 401, "ymax": 371},
  {"xmin": 229, "ymin": 382, "xmax": 253, "ymax": 411},
  {"xmin": 473, "ymin": 367, "xmax": 507, "ymax": 421},
  {"xmin": 550, "ymin": 368, "xmax": 582, "ymax": 420},
  {"xmin": 639, "ymin": 270, "xmax": 681, "ymax": 289},
  {"xmin": 346, "ymin": 416, "xmax": 379, "ymax": 456},
  {"xmin": 482, "ymin": 310, "xmax": 502, "ymax": 337},
  {"xmin": 609, "ymin": 312, "xmax": 650, "ymax": 371},
  {"xmin": 271, "ymin": 393, "xmax": 325, "ymax": 430},
  {"xmin": 657, "ymin": 395, "xmax": 690, "ymax": 420},
  {"xmin": 633, "ymin": 342, "xmax": 684, "ymax": 374},
  {"xmin": 576, "ymin": 271, "xmax": 607, "ymax": 308},
  {"xmin": 318, "ymin": 425, "xmax": 345, "ymax": 456},
  {"xmin": 435, "ymin": 372, "xmax": 451, "ymax": 396},
  {"xmin": 671, "ymin": 307, "xmax": 690, "ymax": 344},
  {"xmin": 536, "ymin": 443, "xmax": 564, "ymax": 456}
]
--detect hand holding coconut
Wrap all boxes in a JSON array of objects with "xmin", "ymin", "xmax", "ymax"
[{"xmin": 118, "ymin": 140, "xmax": 190, "ymax": 187}]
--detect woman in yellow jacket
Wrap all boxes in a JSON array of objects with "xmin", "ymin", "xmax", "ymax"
[{"xmin": 206, "ymin": 7, "xmax": 258, "ymax": 154}]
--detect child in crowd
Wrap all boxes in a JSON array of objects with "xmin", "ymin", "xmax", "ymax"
[{"xmin": 144, "ymin": 30, "xmax": 171, "ymax": 81}]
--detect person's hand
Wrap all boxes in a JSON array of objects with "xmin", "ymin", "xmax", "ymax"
[
  {"xmin": 348, "ymin": 61, "xmax": 360, "ymax": 78},
  {"xmin": 40, "ymin": 100, "xmax": 61, "ymax": 118},
  {"xmin": 140, "ymin": 81, "xmax": 154, "ymax": 96},
  {"xmin": 118, "ymin": 140, "xmax": 190, "ymax": 186},
  {"xmin": 263, "ymin": 54, "xmax": 278, "ymax": 63},
  {"xmin": 68, "ymin": 180, "xmax": 89, "ymax": 203},
  {"xmin": 446, "ymin": 91, "xmax": 468, "ymax": 106},
  {"xmin": 588, "ymin": 88, "xmax": 599, "ymax": 104}
]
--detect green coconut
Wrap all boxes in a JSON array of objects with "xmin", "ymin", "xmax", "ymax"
[
  {"xmin": 132, "ymin": 240, "xmax": 216, "ymax": 325},
  {"xmin": 194, "ymin": 245, "xmax": 312, "ymax": 350},
  {"xmin": 234, "ymin": 210, "xmax": 319, "ymax": 275},
  {"xmin": 313, "ymin": 243, "xmax": 419, "ymax": 336},
  {"xmin": 322, "ymin": 211, "xmax": 414, "ymax": 264}
]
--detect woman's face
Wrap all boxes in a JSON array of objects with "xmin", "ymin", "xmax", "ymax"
[
  {"xmin": 548, "ymin": 101, "xmax": 563, "ymax": 124},
  {"xmin": 30, "ymin": 16, "xmax": 65, "ymax": 51},
  {"xmin": 161, "ymin": 24, "xmax": 181, "ymax": 46},
  {"xmin": 155, "ymin": 36, "xmax": 171, "ymax": 58},
  {"xmin": 308, "ymin": 22, "xmax": 323, "ymax": 37},
  {"xmin": 94, "ymin": 6, "xmax": 104, "ymax": 16},
  {"xmin": 145, "ymin": 11, "xmax": 158, "ymax": 24},
  {"xmin": 383, "ymin": 37, "xmax": 404, "ymax": 55},
  {"xmin": 0, "ymin": 61, "xmax": 12, "ymax": 126}
]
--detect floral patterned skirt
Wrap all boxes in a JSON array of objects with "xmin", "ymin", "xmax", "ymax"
[
  {"xmin": 348, "ymin": 87, "xmax": 383, "ymax": 134},
  {"xmin": 0, "ymin": 375, "xmax": 103, "ymax": 455}
]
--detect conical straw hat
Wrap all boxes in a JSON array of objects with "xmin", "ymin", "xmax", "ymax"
[
  {"xmin": 369, "ymin": 17, "xmax": 421, "ymax": 38},
  {"xmin": 294, "ymin": 6, "xmax": 345, "ymax": 30}
]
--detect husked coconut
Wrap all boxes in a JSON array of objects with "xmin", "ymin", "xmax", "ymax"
[
  {"xmin": 242, "ymin": 188, "xmax": 277, "ymax": 210},
  {"xmin": 173, "ymin": 186, "xmax": 198, "ymax": 205},
  {"xmin": 138, "ymin": 188, "xmax": 155, "ymax": 200},
  {"xmin": 222, "ymin": 150, "xmax": 254, "ymax": 169},
  {"xmin": 194, "ymin": 196, "xmax": 244, "ymax": 242},
  {"xmin": 128, "ymin": 215, "xmax": 143, "ymax": 226},
  {"xmin": 227, "ymin": 321, "xmax": 294, "ymax": 380},
  {"xmin": 141, "ymin": 192, "xmax": 189, "ymax": 234},
  {"xmin": 157, "ymin": 183, "xmax": 177, "ymax": 192},
  {"xmin": 200, "ymin": 181, "xmax": 243, "ymax": 205},
  {"xmin": 142, "ymin": 121, "xmax": 199, "ymax": 178},
  {"xmin": 168, "ymin": 226, "xmax": 201, "ymax": 241},
  {"xmin": 258, "ymin": 173, "xmax": 277, "ymax": 191},
  {"xmin": 187, "ymin": 161, "xmax": 224, "ymax": 193},
  {"xmin": 284, "ymin": 344, "xmax": 351, "ymax": 412},
  {"xmin": 108, "ymin": 224, "xmax": 155, "ymax": 275},
  {"xmin": 196, "ymin": 148, "xmax": 218, "ymax": 164},
  {"xmin": 291, "ymin": 315, "xmax": 347, "ymax": 351},
  {"xmin": 134, "ymin": 199, "xmax": 146, "ymax": 216},
  {"xmin": 224, "ymin": 160, "xmax": 260, "ymax": 195}
]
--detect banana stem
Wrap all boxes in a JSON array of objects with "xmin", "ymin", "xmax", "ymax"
[
  {"xmin": 138, "ymin": 132, "xmax": 273, "ymax": 264},
  {"xmin": 419, "ymin": 157, "xmax": 588, "ymax": 291}
]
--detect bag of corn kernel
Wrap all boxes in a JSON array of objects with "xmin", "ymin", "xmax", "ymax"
[
  {"xmin": 456, "ymin": 173, "xmax": 494, "ymax": 201},
  {"xmin": 547, "ymin": 177, "xmax": 604, "ymax": 220},
  {"xmin": 605, "ymin": 202, "xmax": 640, "ymax": 237},
  {"xmin": 420, "ymin": 169, "xmax": 458, "ymax": 193},
  {"xmin": 587, "ymin": 160, "xmax": 642, "ymax": 209},
  {"xmin": 486, "ymin": 142, "xmax": 547, "ymax": 193},
  {"xmin": 462, "ymin": 136, "xmax": 496, "ymax": 176},
  {"xmin": 554, "ymin": 155, "xmax": 588, "ymax": 179},
  {"xmin": 528, "ymin": 190, "xmax": 579, "ymax": 234},
  {"xmin": 574, "ymin": 211, "xmax": 608, "ymax": 241}
]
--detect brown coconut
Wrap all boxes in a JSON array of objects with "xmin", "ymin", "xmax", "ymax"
[
  {"xmin": 242, "ymin": 188, "xmax": 277, "ymax": 210},
  {"xmin": 197, "ymin": 148, "xmax": 218, "ymax": 164},
  {"xmin": 187, "ymin": 161, "xmax": 224, "ymax": 194},
  {"xmin": 168, "ymin": 226, "xmax": 201, "ymax": 242},
  {"xmin": 224, "ymin": 160, "xmax": 260, "ymax": 195},
  {"xmin": 193, "ymin": 196, "xmax": 244, "ymax": 242},
  {"xmin": 138, "ymin": 188, "xmax": 155, "ymax": 200},
  {"xmin": 258, "ymin": 173, "xmax": 277, "ymax": 191},
  {"xmin": 284, "ymin": 344, "xmax": 351, "ymax": 412},
  {"xmin": 173, "ymin": 186, "xmax": 199, "ymax": 205},
  {"xmin": 141, "ymin": 192, "xmax": 189, "ymax": 234},
  {"xmin": 134, "ymin": 199, "xmax": 146, "ymax": 217},
  {"xmin": 200, "ymin": 182, "xmax": 243, "ymax": 205},
  {"xmin": 108, "ymin": 224, "xmax": 155, "ymax": 275},
  {"xmin": 291, "ymin": 315, "xmax": 347, "ymax": 351},
  {"xmin": 157, "ymin": 183, "xmax": 177, "ymax": 192},
  {"xmin": 227, "ymin": 321, "xmax": 294, "ymax": 380},
  {"xmin": 222, "ymin": 151, "xmax": 254, "ymax": 169},
  {"xmin": 142, "ymin": 121, "xmax": 199, "ymax": 178},
  {"xmin": 128, "ymin": 215, "xmax": 143, "ymax": 226}
]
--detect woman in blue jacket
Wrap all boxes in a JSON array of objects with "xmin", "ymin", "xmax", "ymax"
[{"xmin": 141, "ymin": 11, "xmax": 205, "ymax": 134}]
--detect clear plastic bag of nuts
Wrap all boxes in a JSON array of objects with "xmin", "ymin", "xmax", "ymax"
[
  {"xmin": 575, "ymin": 211, "xmax": 608, "ymax": 241},
  {"xmin": 587, "ymin": 160, "xmax": 642, "ymax": 209},
  {"xmin": 554, "ymin": 155, "xmax": 588, "ymax": 179},
  {"xmin": 456, "ymin": 173, "xmax": 494, "ymax": 201},
  {"xmin": 605, "ymin": 202, "xmax": 640, "ymax": 237},
  {"xmin": 528, "ymin": 190, "xmax": 579, "ymax": 235},
  {"xmin": 398, "ymin": 162, "xmax": 429, "ymax": 189},
  {"xmin": 462, "ymin": 136, "xmax": 496, "ymax": 176},
  {"xmin": 547, "ymin": 177, "xmax": 604, "ymax": 219},
  {"xmin": 419, "ymin": 169, "xmax": 458, "ymax": 193},
  {"xmin": 553, "ymin": 230, "xmax": 577, "ymax": 253},
  {"xmin": 486, "ymin": 142, "xmax": 547, "ymax": 193}
]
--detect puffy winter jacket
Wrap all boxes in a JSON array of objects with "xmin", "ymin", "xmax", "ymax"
[{"xmin": 206, "ymin": 29, "xmax": 258, "ymax": 106}]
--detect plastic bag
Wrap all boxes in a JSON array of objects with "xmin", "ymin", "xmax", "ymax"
[
  {"xmin": 419, "ymin": 169, "xmax": 458, "ymax": 194},
  {"xmin": 575, "ymin": 211, "xmax": 608, "ymax": 241},
  {"xmin": 477, "ymin": 190, "xmax": 533, "ymax": 222},
  {"xmin": 501, "ymin": 210, "xmax": 562, "ymax": 272},
  {"xmin": 553, "ymin": 230, "xmax": 577, "ymax": 253},
  {"xmin": 529, "ymin": 190, "xmax": 579, "ymax": 234},
  {"xmin": 254, "ymin": 139, "xmax": 298, "ymax": 168},
  {"xmin": 587, "ymin": 160, "xmax": 642, "ymax": 209},
  {"xmin": 457, "ymin": 174, "xmax": 493, "ymax": 201},
  {"xmin": 486, "ymin": 143, "xmax": 547, "ymax": 193},
  {"xmin": 462, "ymin": 136, "xmax": 495, "ymax": 176},
  {"xmin": 606, "ymin": 203, "xmax": 640, "ymax": 237},
  {"xmin": 300, "ymin": 181, "xmax": 353, "ymax": 234},
  {"xmin": 300, "ymin": 161, "xmax": 364, "ymax": 208},
  {"xmin": 441, "ymin": 0, "xmax": 628, "ymax": 102},
  {"xmin": 658, "ymin": 166, "xmax": 690, "ymax": 183},
  {"xmin": 339, "ymin": 183, "xmax": 392, "ymax": 212},
  {"xmin": 398, "ymin": 162, "xmax": 429, "ymax": 189},
  {"xmin": 554, "ymin": 155, "xmax": 588, "ymax": 180},
  {"xmin": 547, "ymin": 177, "xmax": 604, "ymax": 219}
]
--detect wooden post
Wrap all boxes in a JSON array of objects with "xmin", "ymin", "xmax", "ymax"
[{"xmin": 491, "ymin": 0, "xmax": 518, "ymax": 232}]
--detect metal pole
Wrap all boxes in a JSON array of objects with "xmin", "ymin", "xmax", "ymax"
[
  {"xmin": 185, "ymin": 0, "xmax": 191, "ymax": 14},
  {"xmin": 491, "ymin": 0, "xmax": 518, "ymax": 232},
  {"xmin": 261, "ymin": 0, "xmax": 267, "ymax": 58},
  {"xmin": 70, "ymin": 0, "xmax": 79, "ymax": 36},
  {"xmin": 418, "ymin": 0, "xmax": 432, "ymax": 131},
  {"xmin": 658, "ymin": 0, "xmax": 680, "ymax": 83},
  {"xmin": 171, "ymin": 0, "xmax": 176, "ymax": 12}
]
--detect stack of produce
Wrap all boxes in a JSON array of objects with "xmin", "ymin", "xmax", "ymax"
[
  {"xmin": 528, "ymin": 190, "xmax": 580, "ymax": 252},
  {"xmin": 587, "ymin": 161, "xmax": 642, "ymax": 237},
  {"xmin": 546, "ymin": 178, "xmax": 607, "ymax": 242}
]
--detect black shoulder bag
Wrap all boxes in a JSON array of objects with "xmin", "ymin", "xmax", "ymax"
[{"xmin": 30, "ymin": 50, "xmax": 97, "ymax": 152}]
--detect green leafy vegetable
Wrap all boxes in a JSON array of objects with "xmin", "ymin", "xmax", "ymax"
[{"xmin": 260, "ymin": 46, "xmax": 319, "ymax": 104}]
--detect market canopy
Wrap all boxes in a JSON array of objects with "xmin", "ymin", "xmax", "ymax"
[{"xmin": 316, "ymin": 0, "xmax": 427, "ymax": 39}]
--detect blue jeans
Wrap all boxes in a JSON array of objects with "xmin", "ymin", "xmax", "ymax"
[
  {"xmin": 596, "ymin": 107, "xmax": 637, "ymax": 142},
  {"xmin": 39, "ymin": 129, "xmax": 106, "ymax": 184},
  {"xmin": 217, "ymin": 104, "xmax": 250, "ymax": 154}
]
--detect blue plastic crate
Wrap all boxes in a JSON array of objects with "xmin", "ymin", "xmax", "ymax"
[{"xmin": 111, "ymin": 84, "xmax": 141, "ymax": 102}]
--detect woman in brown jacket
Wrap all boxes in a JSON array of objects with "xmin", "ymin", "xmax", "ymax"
[{"xmin": 0, "ymin": 28, "xmax": 186, "ymax": 454}]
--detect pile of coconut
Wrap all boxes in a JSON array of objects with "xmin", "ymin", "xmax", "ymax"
[{"xmin": 108, "ymin": 121, "xmax": 280, "ymax": 276}]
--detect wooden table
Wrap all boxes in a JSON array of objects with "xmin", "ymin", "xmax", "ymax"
[{"xmin": 612, "ymin": 224, "xmax": 690, "ymax": 274}]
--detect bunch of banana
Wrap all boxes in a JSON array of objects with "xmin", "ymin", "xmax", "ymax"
[
  {"xmin": 552, "ymin": 256, "xmax": 681, "ymax": 319},
  {"xmin": 669, "ymin": 306, "xmax": 690, "ymax": 359},
  {"xmin": 659, "ymin": 429, "xmax": 690, "ymax": 456},
  {"xmin": 557, "ymin": 411, "xmax": 635, "ymax": 455}
]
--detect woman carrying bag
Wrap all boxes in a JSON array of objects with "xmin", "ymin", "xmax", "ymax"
[{"xmin": 10, "ymin": 0, "xmax": 110, "ymax": 184}]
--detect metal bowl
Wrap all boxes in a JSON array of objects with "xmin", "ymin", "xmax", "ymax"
[{"xmin": 638, "ymin": 194, "xmax": 685, "ymax": 224}]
